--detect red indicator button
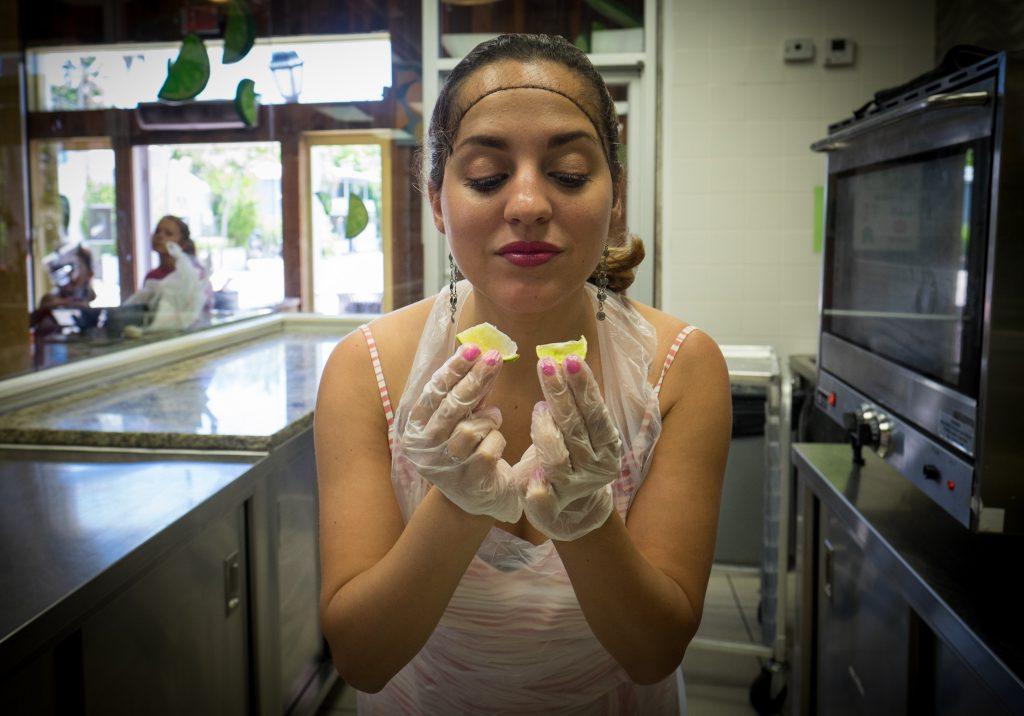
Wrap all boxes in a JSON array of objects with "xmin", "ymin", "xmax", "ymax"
[
  {"xmin": 828, "ymin": 392, "xmax": 837, "ymax": 407},
  {"xmin": 947, "ymin": 480, "xmax": 955, "ymax": 491}
]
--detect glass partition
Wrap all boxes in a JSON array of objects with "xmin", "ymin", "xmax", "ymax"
[
  {"xmin": 145, "ymin": 142, "xmax": 284, "ymax": 311},
  {"xmin": 29, "ymin": 139, "xmax": 120, "ymax": 307},
  {"xmin": 307, "ymin": 137, "xmax": 390, "ymax": 315}
]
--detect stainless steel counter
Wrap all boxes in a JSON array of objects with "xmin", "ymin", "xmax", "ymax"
[
  {"xmin": 0, "ymin": 449, "xmax": 258, "ymax": 673},
  {"xmin": 793, "ymin": 443, "xmax": 1024, "ymax": 707}
]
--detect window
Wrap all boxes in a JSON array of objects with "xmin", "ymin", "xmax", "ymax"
[
  {"xmin": 145, "ymin": 142, "xmax": 283, "ymax": 310},
  {"xmin": 29, "ymin": 140, "xmax": 121, "ymax": 307},
  {"xmin": 306, "ymin": 136, "xmax": 391, "ymax": 315},
  {"xmin": 27, "ymin": 34, "xmax": 393, "ymax": 111}
]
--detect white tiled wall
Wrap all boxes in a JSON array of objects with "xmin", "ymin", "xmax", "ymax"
[{"xmin": 660, "ymin": 0, "xmax": 936, "ymax": 358}]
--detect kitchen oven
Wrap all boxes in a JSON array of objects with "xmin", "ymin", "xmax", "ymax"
[{"xmin": 812, "ymin": 51, "xmax": 1024, "ymax": 533}]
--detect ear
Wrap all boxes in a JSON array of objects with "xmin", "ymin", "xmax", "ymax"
[{"xmin": 428, "ymin": 185, "xmax": 447, "ymax": 235}]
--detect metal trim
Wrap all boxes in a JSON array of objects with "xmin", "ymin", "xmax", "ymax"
[{"xmin": 819, "ymin": 334, "xmax": 977, "ymax": 457}]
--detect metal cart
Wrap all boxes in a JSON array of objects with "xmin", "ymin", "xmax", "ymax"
[{"xmin": 688, "ymin": 345, "xmax": 792, "ymax": 715}]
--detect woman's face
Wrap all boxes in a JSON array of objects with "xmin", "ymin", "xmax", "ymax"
[
  {"xmin": 431, "ymin": 61, "xmax": 618, "ymax": 315},
  {"xmin": 152, "ymin": 218, "xmax": 182, "ymax": 256}
]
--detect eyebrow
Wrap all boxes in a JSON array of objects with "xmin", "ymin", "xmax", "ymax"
[{"xmin": 454, "ymin": 131, "xmax": 599, "ymax": 152}]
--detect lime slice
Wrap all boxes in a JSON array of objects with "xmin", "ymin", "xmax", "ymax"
[
  {"xmin": 344, "ymin": 194, "xmax": 369, "ymax": 239},
  {"xmin": 223, "ymin": 0, "xmax": 256, "ymax": 64},
  {"xmin": 536, "ymin": 335, "xmax": 588, "ymax": 364},
  {"xmin": 158, "ymin": 34, "xmax": 210, "ymax": 102},
  {"xmin": 456, "ymin": 322, "xmax": 520, "ymax": 363},
  {"xmin": 234, "ymin": 78, "xmax": 258, "ymax": 127},
  {"xmin": 315, "ymin": 191, "xmax": 332, "ymax": 216}
]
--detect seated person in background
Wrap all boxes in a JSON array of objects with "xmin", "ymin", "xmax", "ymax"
[
  {"xmin": 123, "ymin": 215, "xmax": 213, "ymax": 331},
  {"xmin": 30, "ymin": 243, "xmax": 97, "ymax": 336}
]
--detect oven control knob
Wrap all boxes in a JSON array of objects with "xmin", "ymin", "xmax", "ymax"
[{"xmin": 843, "ymin": 406, "xmax": 893, "ymax": 464}]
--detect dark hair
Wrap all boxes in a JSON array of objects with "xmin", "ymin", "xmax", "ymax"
[
  {"xmin": 159, "ymin": 214, "xmax": 196, "ymax": 257},
  {"xmin": 426, "ymin": 33, "xmax": 645, "ymax": 293}
]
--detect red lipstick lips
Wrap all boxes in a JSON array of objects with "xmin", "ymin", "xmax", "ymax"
[{"xmin": 496, "ymin": 241, "xmax": 562, "ymax": 268}]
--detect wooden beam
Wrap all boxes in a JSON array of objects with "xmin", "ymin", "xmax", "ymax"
[
  {"xmin": 112, "ymin": 132, "xmax": 137, "ymax": 301},
  {"xmin": 280, "ymin": 134, "xmax": 304, "ymax": 307}
]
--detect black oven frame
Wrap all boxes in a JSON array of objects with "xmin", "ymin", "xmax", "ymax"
[{"xmin": 811, "ymin": 51, "xmax": 1024, "ymax": 533}]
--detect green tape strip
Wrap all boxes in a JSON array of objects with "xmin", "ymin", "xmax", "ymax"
[{"xmin": 813, "ymin": 185, "xmax": 824, "ymax": 254}]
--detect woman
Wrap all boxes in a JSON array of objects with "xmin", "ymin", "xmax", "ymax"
[
  {"xmin": 145, "ymin": 214, "xmax": 201, "ymax": 282},
  {"xmin": 125, "ymin": 215, "xmax": 212, "ymax": 316},
  {"xmin": 315, "ymin": 34, "xmax": 731, "ymax": 714}
]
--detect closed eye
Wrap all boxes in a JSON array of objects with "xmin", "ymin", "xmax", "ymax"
[
  {"xmin": 464, "ymin": 174, "xmax": 508, "ymax": 192},
  {"xmin": 550, "ymin": 172, "xmax": 591, "ymax": 189}
]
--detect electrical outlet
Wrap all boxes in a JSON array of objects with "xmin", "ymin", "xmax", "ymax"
[
  {"xmin": 784, "ymin": 38, "xmax": 815, "ymax": 62},
  {"xmin": 825, "ymin": 38, "xmax": 856, "ymax": 67}
]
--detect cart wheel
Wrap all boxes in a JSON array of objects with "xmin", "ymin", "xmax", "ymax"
[{"xmin": 749, "ymin": 665, "xmax": 787, "ymax": 715}]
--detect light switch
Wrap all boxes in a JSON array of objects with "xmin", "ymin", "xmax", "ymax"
[
  {"xmin": 825, "ymin": 38, "xmax": 856, "ymax": 67},
  {"xmin": 784, "ymin": 38, "xmax": 815, "ymax": 62}
]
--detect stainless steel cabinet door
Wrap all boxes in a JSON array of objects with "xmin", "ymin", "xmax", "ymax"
[
  {"xmin": 932, "ymin": 635, "xmax": 1012, "ymax": 716},
  {"xmin": 81, "ymin": 505, "xmax": 249, "ymax": 716},
  {"xmin": 817, "ymin": 503, "xmax": 910, "ymax": 715}
]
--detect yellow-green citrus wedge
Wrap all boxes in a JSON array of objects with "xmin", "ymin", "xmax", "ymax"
[
  {"xmin": 158, "ymin": 34, "xmax": 210, "ymax": 102},
  {"xmin": 223, "ymin": 0, "xmax": 256, "ymax": 64},
  {"xmin": 345, "ymin": 194, "xmax": 369, "ymax": 239},
  {"xmin": 536, "ymin": 335, "xmax": 587, "ymax": 364},
  {"xmin": 234, "ymin": 78, "xmax": 258, "ymax": 127},
  {"xmin": 456, "ymin": 322, "xmax": 519, "ymax": 363}
]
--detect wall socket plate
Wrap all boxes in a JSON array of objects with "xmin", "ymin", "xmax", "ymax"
[
  {"xmin": 784, "ymin": 38, "xmax": 815, "ymax": 62},
  {"xmin": 825, "ymin": 38, "xmax": 856, "ymax": 67}
]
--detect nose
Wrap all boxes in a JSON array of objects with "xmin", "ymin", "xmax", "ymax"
[{"xmin": 503, "ymin": 169, "xmax": 552, "ymax": 226}]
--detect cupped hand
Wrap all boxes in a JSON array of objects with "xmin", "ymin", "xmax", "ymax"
[
  {"xmin": 399, "ymin": 344, "xmax": 522, "ymax": 524},
  {"xmin": 514, "ymin": 354, "xmax": 623, "ymax": 541}
]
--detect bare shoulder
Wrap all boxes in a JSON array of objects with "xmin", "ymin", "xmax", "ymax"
[
  {"xmin": 319, "ymin": 296, "xmax": 435, "ymax": 422},
  {"xmin": 625, "ymin": 298, "xmax": 728, "ymax": 412}
]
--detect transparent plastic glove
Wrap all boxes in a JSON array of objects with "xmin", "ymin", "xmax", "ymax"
[
  {"xmin": 518, "ymin": 354, "xmax": 623, "ymax": 541},
  {"xmin": 398, "ymin": 344, "xmax": 523, "ymax": 524}
]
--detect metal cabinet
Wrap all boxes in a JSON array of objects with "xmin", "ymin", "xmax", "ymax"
[
  {"xmin": 80, "ymin": 504, "xmax": 249, "ymax": 716},
  {"xmin": 930, "ymin": 634, "xmax": 1011, "ymax": 715},
  {"xmin": 816, "ymin": 502, "xmax": 910, "ymax": 715}
]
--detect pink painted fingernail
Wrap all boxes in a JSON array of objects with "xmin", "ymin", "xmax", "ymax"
[
  {"xmin": 540, "ymin": 357, "xmax": 556, "ymax": 376},
  {"xmin": 565, "ymin": 355, "xmax": 581, "ymax": 374},
  {"xmin": 460, "ymin": 344, "xmax": 481, "ymax": 361},
  {"xmin": 484, "ymin": 349, "xmax": 500, "ymax": 366}
]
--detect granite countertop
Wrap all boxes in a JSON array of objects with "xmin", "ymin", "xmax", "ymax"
[
  {"xmin": 793, "ymin": 443, "xmax": 1024, "ymax": 705},
  {"xmin": 11, "ymin": 309, "xmax": 276, "ymax": 381},
  {"xmin": 0, "ymin": 329, "xmax": 344, "ymax": 451},
  {"xmin": 0, "ymin": 449, "xmax": 258, "ymax": 672}
]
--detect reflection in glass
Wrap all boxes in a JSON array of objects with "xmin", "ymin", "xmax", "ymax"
[
  {"xmin": 146, "ymin": 142, "xmax": 284, "ymax": 310},
  {"xmin": 30, "ymin": 141, "xmax": 119, "ymax": 308},
  {"xmin": 309, "ymin": 142, "xmax": 385, "ymax": 315}
]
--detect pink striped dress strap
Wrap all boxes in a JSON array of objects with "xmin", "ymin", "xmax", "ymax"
[
  {"xmin": 653, "ymin": 325, "xmax": 699, "ymax": 397},
  {"xmin": 358, "ymin": 324, "xmax": 396, "ymax": 451}
]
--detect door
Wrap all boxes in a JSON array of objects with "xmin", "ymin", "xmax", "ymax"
[
  {"xmin": 304, "ymin": 132, "xmax": 393, "ymax": 315},
  {"xmin": 817, "ymin": 502, "xmax": 910, "ymax": 714},
  {"xmin": 81, "ymin": 505, "xmax": 250, "ymax": 715}
]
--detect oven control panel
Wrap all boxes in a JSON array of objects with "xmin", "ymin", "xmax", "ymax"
[{"xmin": 816, "ymin": 370, "xmax": 976, "ymax": 529}]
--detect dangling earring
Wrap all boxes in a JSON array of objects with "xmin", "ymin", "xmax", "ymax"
[
  {"xmin": 596, "ymin": 241, "xmax": 610, "ymax": 321},
  {"xmin": 449, "ymin": 251, "xmax": 458, "ymax": 324}
]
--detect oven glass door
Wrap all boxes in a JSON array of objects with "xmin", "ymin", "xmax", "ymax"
[{"xmin": 823, "ymin": 140, "xmax": 990, "ymax": 398}]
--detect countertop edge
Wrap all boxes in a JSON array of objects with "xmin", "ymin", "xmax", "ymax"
[{"xmin": 792, "ymin": 444, "xmax": 1024, "ymax": 706}]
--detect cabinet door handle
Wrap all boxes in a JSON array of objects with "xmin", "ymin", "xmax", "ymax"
[
  {"xmin": 223, "ymin": 551, "xmax": 241, "ymax": 615},
  {"xmin": 823, "ymin": 539, "xmax": 835, "ymax": 601}
]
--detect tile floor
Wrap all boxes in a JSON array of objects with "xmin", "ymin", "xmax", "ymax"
[{"xmin": 316, "ymin": 567, "xmax": 764, "ymax": 715}]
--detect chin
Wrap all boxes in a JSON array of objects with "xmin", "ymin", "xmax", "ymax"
[{"xmin": 477, "ymin": 276, "xmax": 586, "ymax": 316}]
